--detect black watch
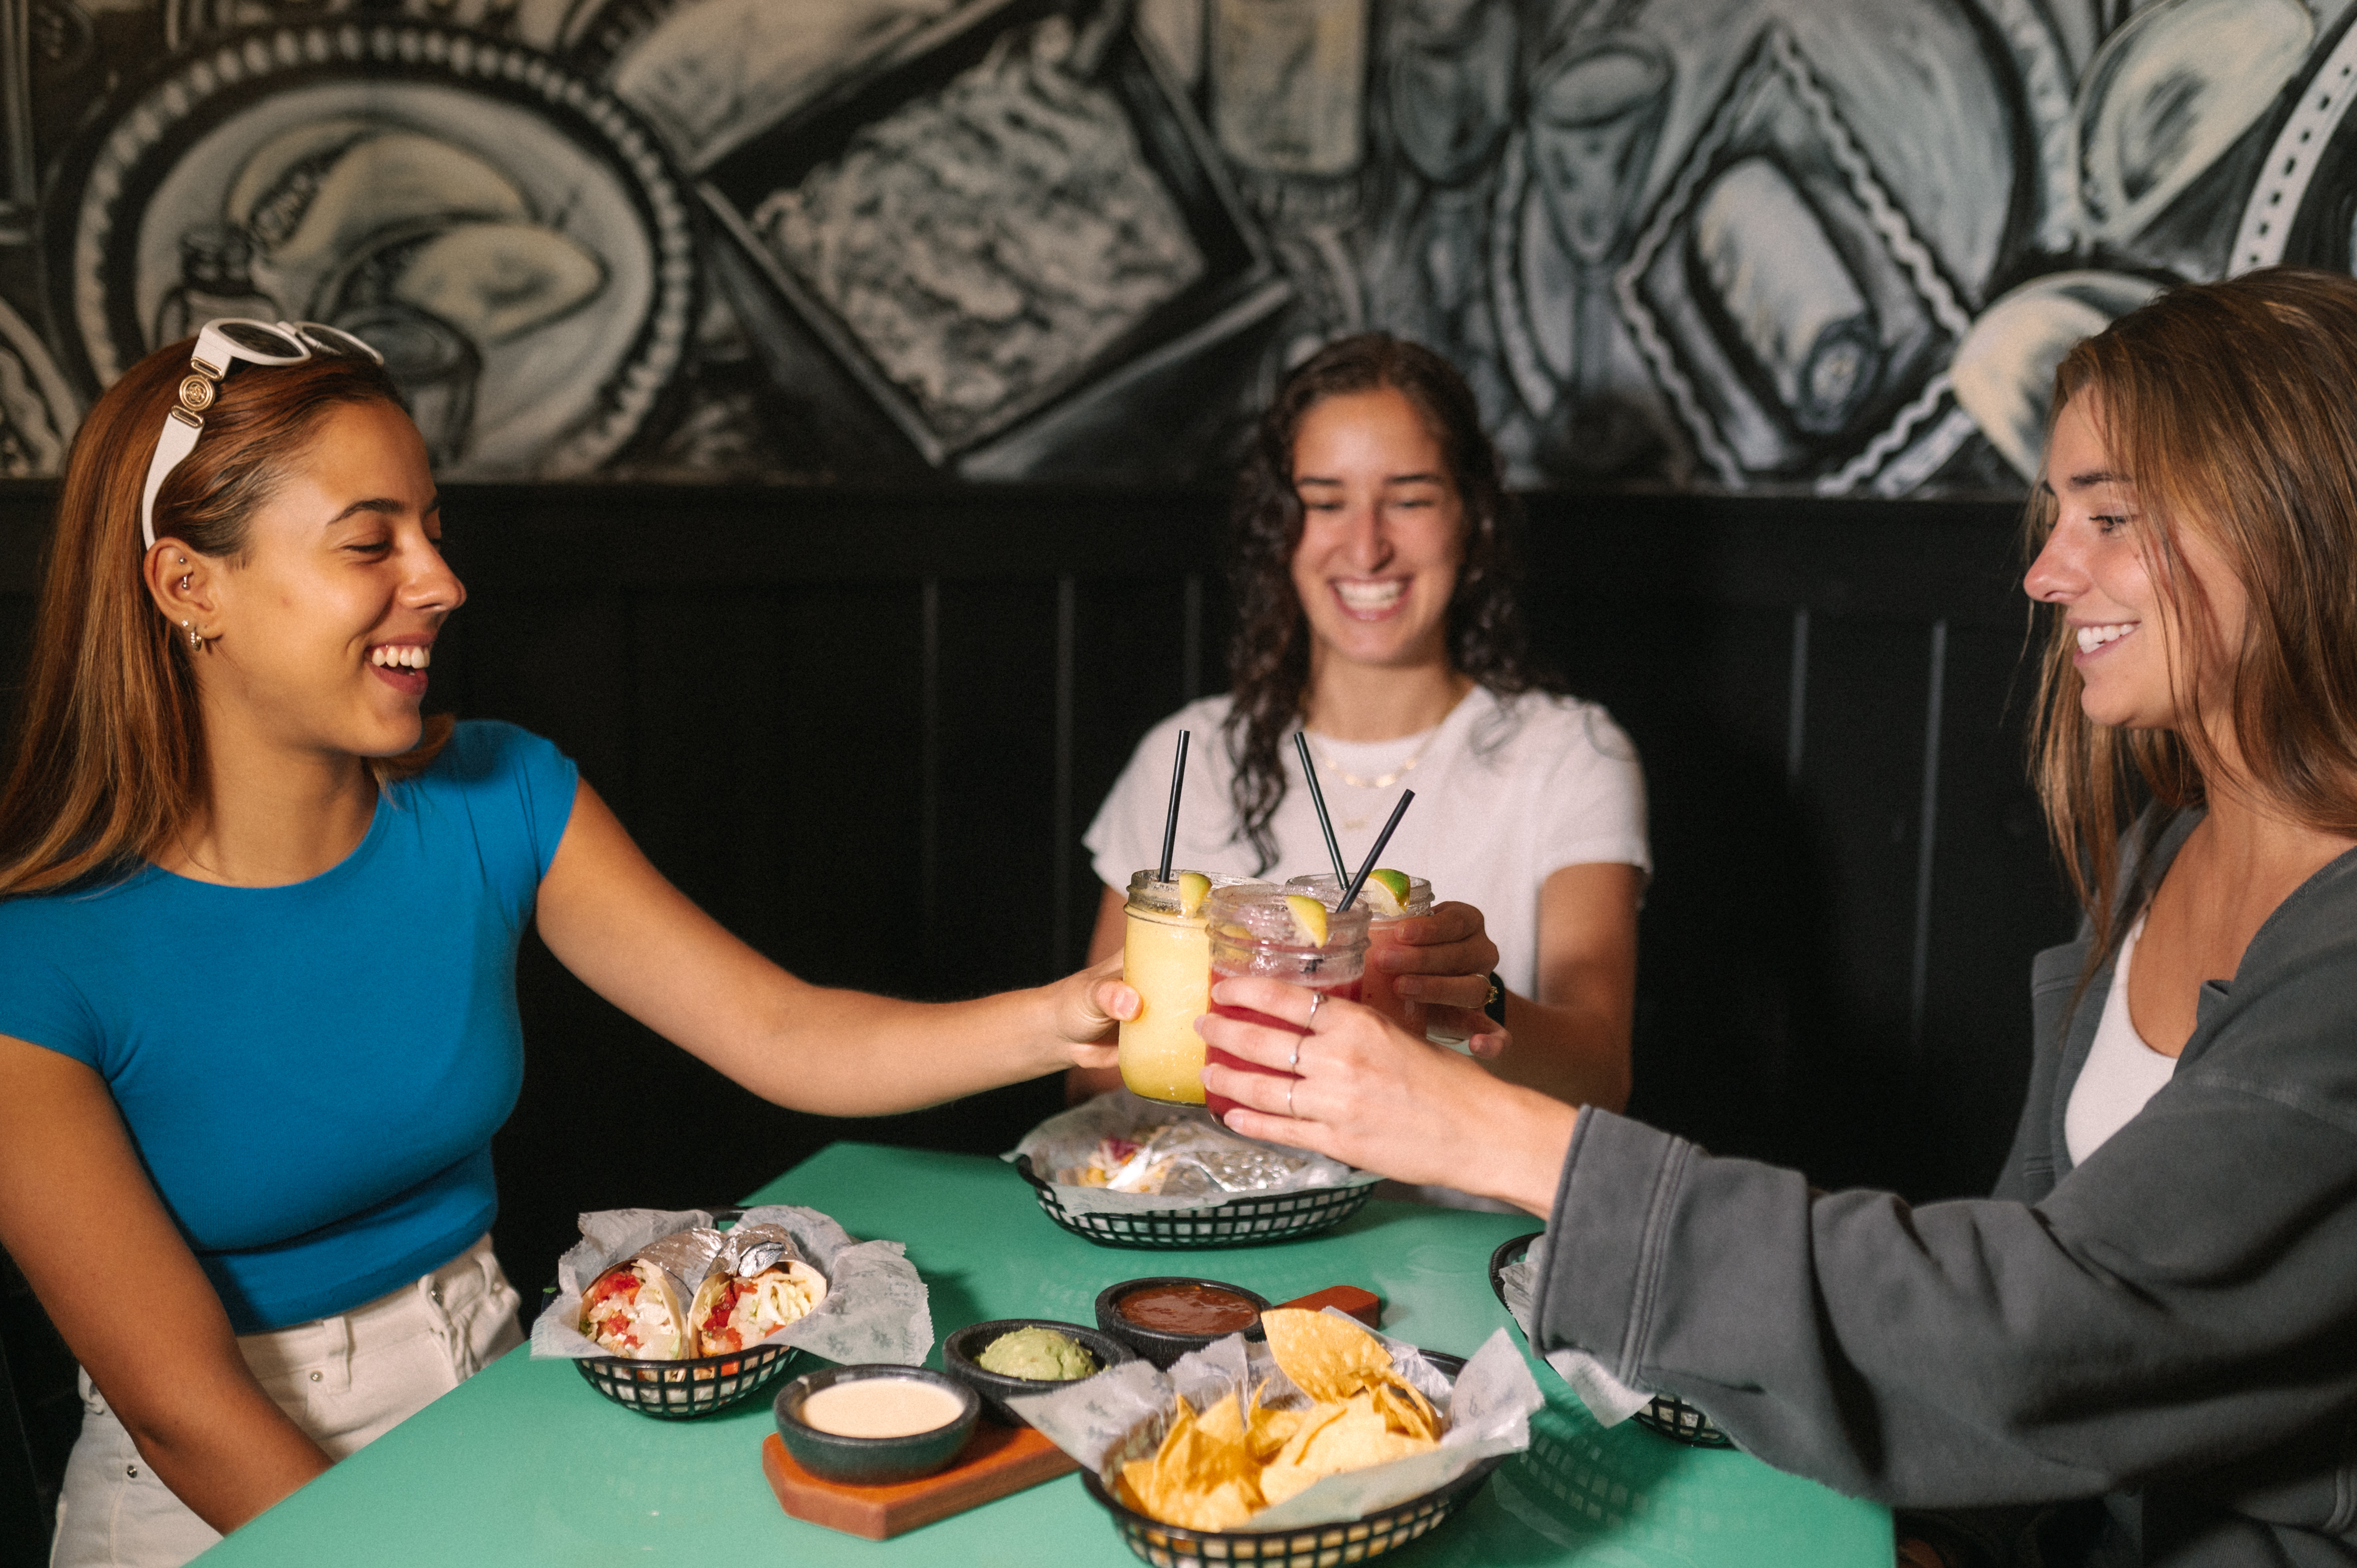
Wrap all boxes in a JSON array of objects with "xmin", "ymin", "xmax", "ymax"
[{"xmin": 1483, "ymin": 973, "xmax": 1507, "ymax": 1026}]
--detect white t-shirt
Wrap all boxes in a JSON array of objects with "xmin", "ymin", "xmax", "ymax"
[
  {"xmin": 2063, "ymin": 914, "xmax": 2178, "ymax": 1165},
  {"xmin": 1083, "ymin": 687, "xmax": 1649, "ymax": 996}
]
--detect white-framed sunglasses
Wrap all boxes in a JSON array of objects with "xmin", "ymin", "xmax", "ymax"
[{"xmin": 138, "ymin": 318, "xmax": 386, "ymax": 551}]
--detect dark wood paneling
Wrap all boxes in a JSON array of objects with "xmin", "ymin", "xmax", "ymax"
[
  {"xmin": 1914, "ymin": 620, "xmax": 2076, "ymax": 1198},
  {"xmin": 0, "ymin": 483, "xmax": 2074, "ymax": 1298}
]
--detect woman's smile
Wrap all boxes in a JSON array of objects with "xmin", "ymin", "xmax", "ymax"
[
  {"xmin": 367, "ymin": 639, "xmax": 434, "ymax": 697},
  {"xmin": 2072, "ymin": 620, "xmax": 2139, "ymax": 658},
  {"xmin": 1331, "ymin": 576, "xmax": 1411, "ymax": 619},
  {"xmin": 199, "ymin": 400, "xmax": 462, "ymax": 759},
  {"xmin": 1288, "ymin": 387, "xmax": 1464, "ymax": 672}
]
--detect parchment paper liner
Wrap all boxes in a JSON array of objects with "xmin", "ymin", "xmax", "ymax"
[
  {"xmin": 1497, "ymin": 1242, "xmax": 1651, "ymax": 1426},
  {"xmin": 1010, "ymin": 1307, "xmax": 1540, "ymax": 1530},
  {"xmin": 1007, "ymin": 1091, "xmax": 1382, "ymax": 1216},
  {"xmin": 528, "ymin": 1204, "xmax": 932, "ymax": 1367}
]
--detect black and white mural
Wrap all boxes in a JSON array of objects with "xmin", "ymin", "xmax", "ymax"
[{"xmin": 0, "ymin": 0, "xmax": 2344, "ymax": 491}]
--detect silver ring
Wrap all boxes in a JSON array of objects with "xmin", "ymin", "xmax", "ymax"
[
  {"xmin": 1305, "ymin": 991, "xmax": 1324, "ymax": 1030},
  {"xmin": 1287, "ymin": 1079, "xmax": 1297, "ymax": 1117},
  {"xmin": 1288, "ymin": 1035, "xmax": 1303, "ymax": 1072}
]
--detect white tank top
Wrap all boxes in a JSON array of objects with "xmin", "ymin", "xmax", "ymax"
[{"xmin": 2063, "ymin": 914, "xmax": 2178, "ymax": 1165}]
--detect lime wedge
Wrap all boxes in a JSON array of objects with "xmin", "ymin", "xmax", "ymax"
[
  {"xmin": 1361, "ymin": 868, "xmax": 1411, "ymax": 918},
  {"xmin": 1283, "ymin": 893, "xmax": 1330, "ymax": 947},
  {"xmin": 1176, "ymin": 871, "xmax": 1211, "ymax": 918}
]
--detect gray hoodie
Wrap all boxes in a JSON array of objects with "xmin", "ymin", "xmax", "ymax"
[{"xmin": 1534, "ymin": 812, "xmax": 2357, "ymax": 1565}]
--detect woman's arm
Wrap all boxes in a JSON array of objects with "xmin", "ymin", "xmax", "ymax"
[
  {"xmin": 1383, "ymin": 863, "xmax": 1639, "ymax": 1110},
  {"xmin": 535, "ymin": 780, "xmax": 1128, "ymax": 1116},
  {"xmin": 1066, "ymin": 883, "xmax": 1131, "ymax": 1102},
  {"xmin": 0, "ymin": 1035, "xmax": 331, "ymax": 1532}
]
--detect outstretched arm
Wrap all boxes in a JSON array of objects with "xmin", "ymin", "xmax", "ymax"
[
  {"xmin": 1200, "ymin": 977, "xmax": 1576, "ymax": 1216},
  {"xmin": 536, "ymin": 779, "xmax": 1129, "ymax": 1116},
  {"xmin": 0, "ymin": 1036, "xmax": 331, "ymax": 1533}
]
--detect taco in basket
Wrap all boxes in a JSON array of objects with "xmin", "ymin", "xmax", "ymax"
[
  {"xmin": 581, "ymin": 1258, "xmax": 689, "ymax": 1359},
  {"xmin": 691, "ymin": 1258, "xmax": 828, "ymax": 1356}
]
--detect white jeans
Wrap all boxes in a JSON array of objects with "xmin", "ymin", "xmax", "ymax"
[{"xmin": 49, "ymin": 1236, "xmax": 522, "ymax": 1568}]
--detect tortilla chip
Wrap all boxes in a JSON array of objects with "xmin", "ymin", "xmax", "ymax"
[
  {"xmin": 1297, "ymin": 1392, "xmax": 1434, "ymax": 1471},
  {"xmin": 1117, "ymin": 1320, "xmax": 1450, "ymax": 1531},
  {"xmin": 1262, "ymin": 1308, "xmax": 1398, "ymax": 1403},
  {"xmin": 1122, "ymin": 1392, "xmax": 1271, "ymax": 1529},
  {"xmin": 1371, "ymin": 1375, "xmax": 1441, "ymax": 1441}
]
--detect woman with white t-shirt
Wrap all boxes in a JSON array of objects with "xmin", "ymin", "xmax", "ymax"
[{"xmin": 1075, "ymin": 334, "xmax": 1647, "ymax": 1114}]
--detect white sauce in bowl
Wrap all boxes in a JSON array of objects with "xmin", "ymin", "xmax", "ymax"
[{"xmin": 799, "ymin": 1378, "xmax": 966, "ymax": 1439}]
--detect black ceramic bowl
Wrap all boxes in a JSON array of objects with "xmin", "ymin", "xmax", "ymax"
[
  {"xmin": 1094, "ymin": 1276, "xmax": 1271, "ymax": 1369},
  {"xmin": 943, "ymin": 1318, "xmax": 1137, "ymax": 1427},
  {"xmin": 773, "ymin": 1364, "xmax": 979, "ymax": 1484}
]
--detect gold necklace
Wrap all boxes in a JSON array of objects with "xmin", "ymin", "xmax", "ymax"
[{"xmin": 1307, "ymin": 731, "xmax": 1439, "ymax": 831}]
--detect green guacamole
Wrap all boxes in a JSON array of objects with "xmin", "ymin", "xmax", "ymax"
[{"xmin": 977, "ymin": 1325, "xmax": 1098, "ymax": 1381}]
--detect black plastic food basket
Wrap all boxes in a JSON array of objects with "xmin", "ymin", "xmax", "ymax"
[
  {"xmin": 1014, "ymin": 1155, "xmax": 1373, "ymax": 1248},
  {"xmin": 1082, "ymin": 1349, "xmax": 1497, "ymax": 1567},
  {"xmin": 571, "ymin": 1339, "xmax": 801, "ymax": 1419},
  {"xmin": 1486, "ymin": 1232, "xmax": 1733, "ymax": 1450},
  {"xmin": 555, "ymin": 1206, "xmax": 808, "ymax": 1419}
]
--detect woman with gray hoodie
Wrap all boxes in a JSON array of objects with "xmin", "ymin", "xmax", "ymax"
[{"xmin": 1199, "ymin": 267, "xmax": 2357, "ymax": 1567}]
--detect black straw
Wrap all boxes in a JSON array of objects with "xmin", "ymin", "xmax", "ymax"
[
  {"xmin": 1337, "ymin": 790, "xmax": 1414, "ymax": 912},
  {"xmin": 1293, "ymin": 733, "xmax": 1349, "ymax": 885},
  {"xmin": 1158, "ymin": 730, "xmax": 1191, "ymax": 882}
]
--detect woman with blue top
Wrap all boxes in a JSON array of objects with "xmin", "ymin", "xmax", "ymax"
[
  {"xmin": 1201, "ymin": 271, "xmax": 2357, "ymax": 1566},
  {"xmin": 0, "ymin": 323, "xmax": 1131, "ymax": 1568}
]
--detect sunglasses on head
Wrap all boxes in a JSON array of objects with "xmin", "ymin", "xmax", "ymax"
[{"xmin": 139, "ymin": 318, "xmax": 386, "ymax": 552}]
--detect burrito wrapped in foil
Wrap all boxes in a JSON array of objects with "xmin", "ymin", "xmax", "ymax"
[
  {"xmin": 579, "ymin": 1226, "xmax": 726, "ymax": 1359},
  {"xmin": 1060, "ymin": 1121, "xmax": 1335, "ymax": 1198},
  {"xmin": 691, "ymin": 1222, "xmax": 829, "ymax": 1355}
]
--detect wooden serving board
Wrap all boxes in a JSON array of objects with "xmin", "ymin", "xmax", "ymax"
[
  {"xmin": 761, "ymin": 1425, "xmax": 1077, "ymax": 1540},
  {"xmin": 1275, "ymin": 1285, "xmax": 1381, "ymax": 1327}
]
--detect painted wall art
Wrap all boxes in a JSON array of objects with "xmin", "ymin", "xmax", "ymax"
[{"xmin": 0, "ymin": 0, "xmax": 2348, "ymax": 491}]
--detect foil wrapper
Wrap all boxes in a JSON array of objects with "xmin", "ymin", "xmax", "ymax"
[
  {"xmin": 1008, "ymin": 1091, "xmax": 1382, "ymax": 1216},
  {"xmin": 528, "ymin": 1204, "xmax": 931, "ymax": 1367},
  {"xmin": 713, "ymin": 1221, "xmax": 806, "ymax": 1278},
  {"xmin": 631, "ymin": 1225, "xmax": 727, "ymax": 1301},
  {"xmin": 1088, "ymin": 1122, "xmax": 1326, "ymax": 1197}
]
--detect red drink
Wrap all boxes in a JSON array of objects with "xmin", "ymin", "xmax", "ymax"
[
  {"xmin": 1204, "ymin": 973, "xmax": 1361, "ymax": 1121},
  {"xmin": 1196, "ymin": 884, "xmax": 1370, "ymax": 1122},
  {"xmin": 1286, "ymin": 871, "xmax": 1433, "ymax": 1036}
]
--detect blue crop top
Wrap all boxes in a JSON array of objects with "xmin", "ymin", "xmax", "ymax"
[{"xmin": 0, "ymin": 721, "xmax": 577, "ymax": 1332}]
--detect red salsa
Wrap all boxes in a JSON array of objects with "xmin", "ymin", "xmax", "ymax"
[{"xmin": 1118, "ymin": 1283, "xmax": 1260, "ymax": 1335}]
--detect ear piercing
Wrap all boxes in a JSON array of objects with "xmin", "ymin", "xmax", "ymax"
[{"xmin": 182, "ymin": 620, "xmax": 203, "ymax": 650}]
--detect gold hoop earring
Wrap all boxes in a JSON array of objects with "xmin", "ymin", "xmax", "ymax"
[{"xmin": 182, "ymin": 620, "xmax": 202, "ymax": 650}]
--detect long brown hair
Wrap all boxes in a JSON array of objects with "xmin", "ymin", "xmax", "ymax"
[
  {"xmin": 0, "ymin": 337, "xmax": 447, "ymax": 896},
  {"xmin": 2028, "ymin": 267, "xmax": 2357, "ymax": 962},
  {"xmin": 1224, "ymin": 333, "xmax": 1556, "ymax": 871}
]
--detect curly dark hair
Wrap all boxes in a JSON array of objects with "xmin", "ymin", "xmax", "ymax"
[{"xmin": 1222, "ymin": 333, "xmax": 1559, "ymax": 872}]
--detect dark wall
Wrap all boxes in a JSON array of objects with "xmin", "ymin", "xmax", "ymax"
[{"xmin": 0, "ymin": 482, "xmax": 2073, "ymax": 1304}]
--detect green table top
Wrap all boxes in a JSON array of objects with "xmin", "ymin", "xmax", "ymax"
[{"xmin": 197, "ymin": 1142, "xmax": 1889, "ymax": 1566}]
